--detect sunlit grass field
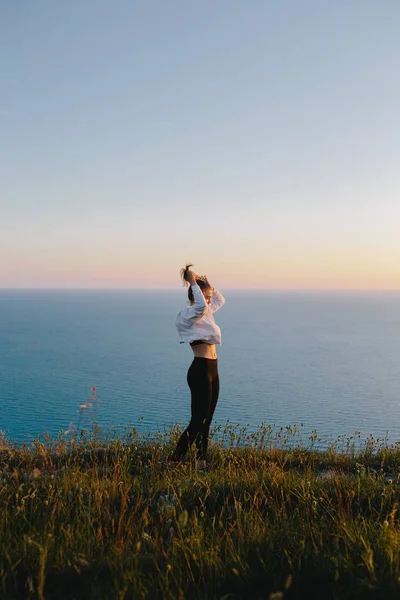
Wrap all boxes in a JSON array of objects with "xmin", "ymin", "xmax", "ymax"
[{"xmin": 2, "ymin": 422, "xmax": 400, "ymax": 599}]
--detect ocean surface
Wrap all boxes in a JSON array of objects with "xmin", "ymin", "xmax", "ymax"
[{"xmin": 1, "ymin": 290, "xmax": 400, "ymax": 448}]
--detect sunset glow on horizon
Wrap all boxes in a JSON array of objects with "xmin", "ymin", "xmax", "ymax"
[{"xmin": 3, "ymin": 248, "xmax": 400, "ymax": 290}]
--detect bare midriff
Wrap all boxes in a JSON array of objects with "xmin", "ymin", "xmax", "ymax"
[{"xmin": 191, "ymin": 343, "xmax": 217, "ymax": 359}]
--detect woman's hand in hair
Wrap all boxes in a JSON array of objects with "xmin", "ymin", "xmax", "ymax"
[
  {"xmin": 186, "ymin": 270, "xmax": 197, "ymax": 286},
  {"xmin": 199, "ymin": 274, "xmax": 213, "ymax": 290}
]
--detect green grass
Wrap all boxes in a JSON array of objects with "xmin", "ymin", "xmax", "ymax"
[{"xmin": 1, "ymin": 424, "xmax": 400, "ymax": 599}]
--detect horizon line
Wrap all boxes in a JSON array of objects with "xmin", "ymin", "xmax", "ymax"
[{"xmin": 1, "ymin": 287, "xmax": 400, "ymax": 293}]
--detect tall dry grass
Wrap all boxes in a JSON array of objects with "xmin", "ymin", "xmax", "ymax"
[{"xmin": 1, "ymin": 422, "xmax": 400, "ymax": 599}]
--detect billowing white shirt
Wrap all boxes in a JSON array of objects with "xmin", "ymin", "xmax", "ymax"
[{"xmin": 176, "ymin": 283, "xmax": 225, "ymax": 345}]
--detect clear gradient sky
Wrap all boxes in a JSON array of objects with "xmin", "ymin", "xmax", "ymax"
[{"xmin": 1, "ymin": 1, "xmax": 399, "ymax": 289}]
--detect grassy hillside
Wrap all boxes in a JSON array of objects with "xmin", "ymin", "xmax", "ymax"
[{"xmin": 1, "ymin": 424, "xmax": 400, "ymax": 599}]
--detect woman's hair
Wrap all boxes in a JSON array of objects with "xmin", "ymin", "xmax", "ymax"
[
  {"xmin": 181, "ymin": 263, "xmax": 211, "ymax": 303},
  {"xmin": 180, "ymin": 263, "xmax": 194, "ymax": 287}
]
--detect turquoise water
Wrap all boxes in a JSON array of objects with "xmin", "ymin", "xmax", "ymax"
[{"xmin": 1, "ymin": 290, "xmax": 400, "ymax": 446}]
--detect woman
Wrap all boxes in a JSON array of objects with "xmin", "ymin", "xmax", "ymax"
[{"xmin": 171, "ymin": 264, "xmax": 225, "ymax": 469}]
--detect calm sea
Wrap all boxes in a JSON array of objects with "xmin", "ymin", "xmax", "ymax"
[{"xmin": 1, "ymin": 290, "xmax": 400, "ymax": 447}]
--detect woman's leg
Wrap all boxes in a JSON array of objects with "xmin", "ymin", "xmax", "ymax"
[
  {"xmin": 197, "ymin": 365, "xmax": 219, "ymax": 460},
  {"xmin": 172, "ymin": 358, "xmax": 212, "ymax": 461}
]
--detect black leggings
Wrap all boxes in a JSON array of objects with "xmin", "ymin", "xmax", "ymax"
[{"xmin": 173, "ymin": 357, "xmax": 219, "ymax": 461}]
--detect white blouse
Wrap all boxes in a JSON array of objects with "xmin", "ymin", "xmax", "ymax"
[{"xmin": 176, "ymin": 283, "xmax": 225, "ymax": 345}]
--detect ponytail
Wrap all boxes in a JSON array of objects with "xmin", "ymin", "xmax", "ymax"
[{"xmin": 180, "ymin": 263, "xmax": 193, "ymax": 287}]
